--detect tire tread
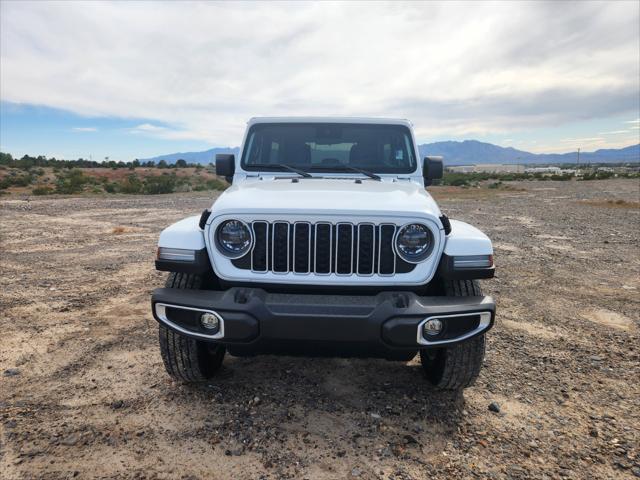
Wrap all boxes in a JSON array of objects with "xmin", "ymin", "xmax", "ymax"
[
  {"xmin": 158, "ymin": 272, "xmax": 224, "ymax": 383},
  {"xmin": 420, "ymin": 279, "xmax": 486, "ymax": 390}
]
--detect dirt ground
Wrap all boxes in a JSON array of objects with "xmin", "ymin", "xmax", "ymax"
[{"xmin": 1, "ymin": 179, "xmax": 639, "ymax": 480}]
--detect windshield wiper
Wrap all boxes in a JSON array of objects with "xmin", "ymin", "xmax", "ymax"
[
  {"xmin": 318, "ymin": 165, "xmax": 381, "ymax": 181},
  {"xmin": 250, "ymin": 163, "xmax": 312, "ymax": 178}
]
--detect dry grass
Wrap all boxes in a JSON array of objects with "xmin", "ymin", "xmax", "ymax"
[
  {"xmin": 430, "ymin": 184, "xmax": 526, "ymax": 201},
  {"xmin": 111, "ymin": 226, "xmax": 127, "ymax": 234},
  {"xmin": 577, "ymin": 199, "xmax": 640, "ymax": 209}
]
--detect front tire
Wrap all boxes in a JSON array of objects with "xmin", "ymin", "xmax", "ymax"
[
  {"xmin": 419, "ymin": 279, "xmax": 486, "ymax": 390},
  {"xmin": 158, "ymin": 272, "xmax": 225, "ymax": 382}
]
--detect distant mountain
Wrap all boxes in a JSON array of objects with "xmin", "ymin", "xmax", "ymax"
[
  {"xmin": 140, "ymin": 147, "xmax": 239, "ymax": 164},
  {"xmin": 142, "ymin": 141, "xmax": 639, "ymax": 166},
  {"xmin": 418, "ymin": 141, "xmax": 639, "ymax": 165},
  {"xmin": 418, "ymin": 140, "xmax": 537, "ymax": 164}
]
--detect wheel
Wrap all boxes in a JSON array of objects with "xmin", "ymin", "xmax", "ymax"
[
  {"xmin": 419, "ymin": 279, "xmax": 486, "ymax": 390},
  {"xmin": 158, "ymin": 272, "xmax": 225, "ymax": 382}
]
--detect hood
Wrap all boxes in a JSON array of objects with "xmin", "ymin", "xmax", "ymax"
[{"xmin": 211, "ymin": 178, "xmax": 441, "ymax": 218}]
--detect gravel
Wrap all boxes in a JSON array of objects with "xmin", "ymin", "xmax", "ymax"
[{"xmin": 1, "ymin": 179, "xmax": 639, "ymax": 479}]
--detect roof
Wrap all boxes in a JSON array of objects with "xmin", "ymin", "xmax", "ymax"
[{"xmin": 247, "ymin": 116, "xmax": 413, "ymax": 127}]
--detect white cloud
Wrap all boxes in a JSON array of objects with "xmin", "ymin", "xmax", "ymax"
[
  {"xmin": 129, "ymin": 123, "xmax": 213, "ymax": 141},
  {"xmin": 598, "ymin": 130, "xmax": 629, "ymax": 135},
  {"xmin": 1, "ymin": 1, "xmax": 639, "ymax": 145},
  {"xmin": 625, "ymin": 119, "xmax": 640, "ymax": 124},
  {"xmin": 131, "ymin": 123, "xmax": 164, "ymax": 133},
  {"xmin": 72, "ymin": 127, "xmax": 97, "ymax": 132},
  {"xmin": 561, "ymin": 137, "xmax": 605, "ymax": 142}
]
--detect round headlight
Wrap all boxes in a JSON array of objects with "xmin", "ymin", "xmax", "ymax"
[
  {"xmin": 395, "ymin": 223, "xmax": 433, "ymax": 263},
  {"xmin": 216, "ymin": 220, "xmax": 253, "ymax": 258}
]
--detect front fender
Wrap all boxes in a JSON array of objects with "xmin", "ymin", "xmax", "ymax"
[
  {"xmin": 158, "ymin": 216, "xmax": 205, "ymax": 250},
  {"xmin": 443, "ymin": 220, "xmax": 493, "ymax": 256},
  {"xmin": 156, "ymin": 216, "xmax": 211, "ymax": 274},
  {"xmin": 438, "ymin": 220, "xmax": 494, "ymax": 280}
]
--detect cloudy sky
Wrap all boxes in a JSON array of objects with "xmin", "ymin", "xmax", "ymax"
[{"xmin": 1, "ymin": 0, "xmax": 639, "ymax": 161}]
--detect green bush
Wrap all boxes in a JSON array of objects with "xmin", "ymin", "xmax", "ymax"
[
  {"xmin": 0, "ymin": 173, "xmax": 34, "ymax": 189},
  {"xmin": 143, "ymin": 174, "xmax": 178, "ymax": 194},
  {"xmin": 104, "ymin": 182, "xmax": 118, "ymax": 193},
  {"xmin": 118, "ymin": 174, "xmax": 143, "ymax": 194},
  {"xmin": 32, "ymin": 186, "xmax": 54, "ymax": 195},
  {"xmin": 442, "ymin": 174, "xmax": 471, "ymax": 186},
  {"xmin": 579, "ymin": 171, "xmax": 616, "ymax": 181},
  {"xmin": 55, "ymin": 169, "xmax": 91, "ymax": 194},
  {"xmin": 549, "ymin": 174, "xmax": 572, "ymax": 181}
]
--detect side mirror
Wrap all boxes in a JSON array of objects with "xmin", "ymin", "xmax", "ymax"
[
  {"xmin": 216, "ymin": 154, "xmax": 235, "ymax": 183},
  {"xmin": 423, "ymin": 156, "xmax": 443, "ymax": 186}
]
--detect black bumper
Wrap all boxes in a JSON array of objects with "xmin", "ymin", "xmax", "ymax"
[{"xmin": 151, "ymin": 288, "xmax": 495, "ymax": 360}]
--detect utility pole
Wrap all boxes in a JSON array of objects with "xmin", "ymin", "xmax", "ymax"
[{"xmin": 577, "ymin": 148, "xmax": 580, "ymax": 167}]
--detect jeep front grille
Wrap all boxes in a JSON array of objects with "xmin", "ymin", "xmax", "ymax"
[{"xmin": 232, "ymin": 221, "xmax": 415, "ymax": 275}]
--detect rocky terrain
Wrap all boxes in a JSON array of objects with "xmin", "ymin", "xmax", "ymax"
[{"xmin": 1, "ymin": 179, "xmax": 638, "ymax": 479}]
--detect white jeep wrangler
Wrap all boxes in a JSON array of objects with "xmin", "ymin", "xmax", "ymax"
[{"xmin": 152, "ymin": 117, "xmax": 495, "ymax": 390}]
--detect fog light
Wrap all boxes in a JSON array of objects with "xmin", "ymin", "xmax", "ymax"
[
  {"xmin": 200, "ymin": 312, "xmax": 220, "ymax": 332},
  {"xmin": 423, "ymin": 318, "xmax": 443, "ymax": 336}
]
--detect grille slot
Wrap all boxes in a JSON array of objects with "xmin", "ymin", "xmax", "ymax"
[
  {"xmin": 378, "ymin": 224, "xmax": 396, "ymax": 275},
  {"xmin": 335, "ymin": 223, "xmax": 354, "ymax": 275},
  {"xmin": 251, "ymin": 221, "xmax": 268, "ymax": 272},
  {"xmin": 272, "ymin": 222, "xmax": 289, "ymax": 273},
  {"xmin": 293, "ymin": 222, "xmax": 311, "ymax": 273},
  {"xmin": 357, "ymin": 224, "xmax": 375, "ymax": 275},
  {"xmin": 315, "ymin": 223, "xmax": 332, "ymax": 274},
  {"xmin": 242, "ymin": 221, "xmax": 409, "ymax": 276}
]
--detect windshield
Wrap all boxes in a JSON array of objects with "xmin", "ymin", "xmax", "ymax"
[{"xmin": 241, "ymin": 123, "xmax": 417, "ymax": 174}]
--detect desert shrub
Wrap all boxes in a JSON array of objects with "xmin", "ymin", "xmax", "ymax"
[
  {"xmin": 579, "ymin": 171, "xmax": 616, "ymax": 181},
  {"xmin": 0, "ymin": 173, "xmax": 34, "ymax": 189},
  {"xmin": 488, "ymin": 181, "xmax": 502, "ymax": 189},
  {"xmin": 208, "ymin": 179, "xmax": 227, "ymax": 190},
  {"xmin": 193, "ymin": 178, "xmax": 227, "ymax": 191},
  {"xmin": 442, "ymin": 173, "xmax": 471, "ymax": 186},
  {"xmin": 104, "ymin": 182, "xmax": 118, "ymax": 193},
  {"xmin": 549, "ymin": 174, "xmax": 572, "ymax": 181},
  {"xmin": 32, "ymin": 186, "xmax": 54, "ymax": 195},
  {"xmin": 55, "ymin": 169, "xmax": 91, "ymax": 194},
  {"xmin": 143, "ymin": 174, "xmax": 178, "ymax": 194},
  {"xmin": 118, "ymin": 174, "xmax": 143, "ymax": 194},
  {"xmin": 619, "ymin": 172, "xmax": 640, "ymax": 179}
]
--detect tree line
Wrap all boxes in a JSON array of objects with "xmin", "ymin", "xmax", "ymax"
[{"xmin": 0, "ymin": 152, "xmax": 205, "ymax": 170}]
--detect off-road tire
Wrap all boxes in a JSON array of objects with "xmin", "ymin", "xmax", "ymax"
[
  {"xmin": 158, "ymin": 272, "xmax": 225, "ymax": 382},
  {"xmin": 420, "ymin": 279, "xmax": 486, "ymax": 390}
]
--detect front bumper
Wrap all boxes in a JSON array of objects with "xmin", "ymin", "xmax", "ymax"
[{"xmin": 151, "ymin": 288, "xmax": 495, "ymax": 360}]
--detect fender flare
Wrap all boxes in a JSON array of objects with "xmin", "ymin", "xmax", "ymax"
[
  {"xmin": 156, "ymin": 216, "xmax": 210, "ymax": 274},
  {"xmin": 438, "ymin": 220, "xmax": 494, "ymax": 280},
  {"xmin": 158, "ymin": 216, "xmax": 205, "ymax": 250},
  {"xmin": 443, "ymin": 220, "xmax": 493, "ymax": 256}
]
